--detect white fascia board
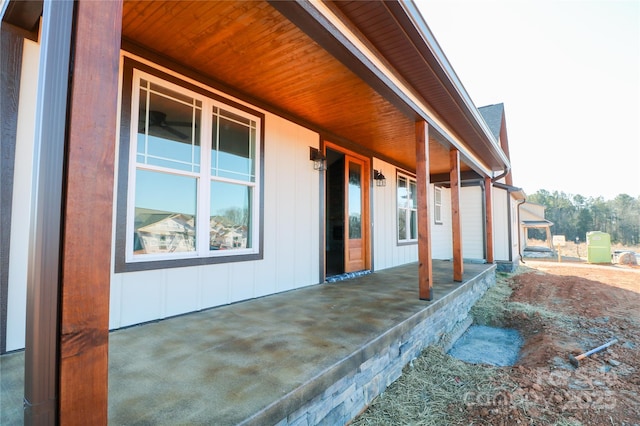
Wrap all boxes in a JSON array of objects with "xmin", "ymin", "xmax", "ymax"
[
  {"xmin": 309, "ymin": 0, "xmax": 494, "ymax": 176},
  {"xmin": 400, "ymin": 1, "xmax": 511, "ymax": 171}
]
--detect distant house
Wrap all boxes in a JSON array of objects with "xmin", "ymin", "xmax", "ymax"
[
  {"xmin": 1, "ymin": 0, "xmax": 523, "ymax": 421},
  {"xmin": 520, "ymin": 202, "xmax": 555, "ymax": 251}
]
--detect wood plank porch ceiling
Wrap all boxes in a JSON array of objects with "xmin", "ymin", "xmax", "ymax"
[{"xmin": 122, "ymin": 0, "xmax": 486, "ymax": 175}]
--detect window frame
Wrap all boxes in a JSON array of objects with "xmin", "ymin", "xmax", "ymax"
[
  {"xmin": 434, "ymin": 186, "xmax": 443, "ymax": 225},
  {"xmin": 396, "ymin": 171, "xmax": 418, "ymax": 245},
  {"xmin": 115, "ymin": 57, "xmax": 265, "ymax": 273}
]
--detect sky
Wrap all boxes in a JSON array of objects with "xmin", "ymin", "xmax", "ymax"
[{"xmin": 415, "ymin": 0, "xmax": 640, "ymax": 201}]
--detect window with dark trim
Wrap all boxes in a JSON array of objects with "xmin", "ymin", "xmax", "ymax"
[
  {"xmin": 397, "ymin": 173, "xmax": 417, "ymax": 243},
  {"xmin": 434, "ymin": 186, "xmax": 443, "ymax": 224},
  {"xmin": 115, "ymin": 58, "xmax": 264, "ymax": 272}
]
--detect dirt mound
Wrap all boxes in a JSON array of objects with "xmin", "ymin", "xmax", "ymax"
[
  {"xmin": 487, "ymin": 262, "xmax": 640, "ymax": 425},
  {"xmin": 353, "ymin": 261, "xmax": 640, "ymax": 425}
]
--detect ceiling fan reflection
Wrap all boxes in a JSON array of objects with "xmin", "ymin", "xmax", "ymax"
[{"xmin": 145, "ymin": 110, "xmax": 193, "ymax": 140}]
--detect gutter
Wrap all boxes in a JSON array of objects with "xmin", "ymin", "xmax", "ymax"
[{"xmin": 491, "ymin": 165, "xmax": 511, "ymax": 183}]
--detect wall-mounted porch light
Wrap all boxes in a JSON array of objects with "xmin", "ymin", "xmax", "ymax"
[
  {"xmin": 309, "ymin": 147, "xmax": 326, "ymax": 171},
  {"xmin": 373, "ymin": 169, "xmax": 386, "ymax": 187}
]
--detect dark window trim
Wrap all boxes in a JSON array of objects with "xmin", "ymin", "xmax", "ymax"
[{"xmin": 114, "ymin": 57, "xmax": 265, "ymax": 273}]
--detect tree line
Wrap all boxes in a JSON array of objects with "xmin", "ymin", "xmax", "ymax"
[{"xmin": 526, "ymin": 190, "xmax": 640, "ymax": 246}]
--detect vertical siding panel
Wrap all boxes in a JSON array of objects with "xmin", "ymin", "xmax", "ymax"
[
  {"xmin": 254, "ymin": 114, "xmax": 279, "ymax": 297},
  {"xmin": 431, "ymin": 186, "xmax": 452, "ymax": 259},
  {"xmin": 492, "ymin": 188, "xmax": 509, "ymax": 261},
  {"xmin": 294, "ymin": 126, "xmax": 317, "ymax": 287},
  {"xmin": 5, "ymin": 38, "xmax": 40, "ymax": 352},
  {"xmin": 274, "ymin": 118, "xmax": 297, "ymax": 292},
  {"xmin": 371, "ymin": 159, "xmax": 418, "ymax": 271},
  {"xmin": 120, "ymin": 270, "xmax": 165, "ymax": 325},
  {"xmin": 165, "ymin": 267, "xmax": 199, "ymax": 317},
  {"xmin": 228, "ymin": 262, "xmax": 255, "ymax": 303},
  {"xmin": 109, "ymin": 273, "xmax": 123, "ymax": 329},
  {"xmin": 200, "ymin": 263, "xmax": 230, "ymax": 308},
  {"xmin": 461, "ymin": 186, "xmax": 484, "ymax": 259}
]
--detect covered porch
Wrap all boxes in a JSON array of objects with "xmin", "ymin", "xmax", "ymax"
[
  {"xmin": 1, "ymin": 1, "xmax": 510, "ymax": 422},
  {"xmin": 1, "ymin": 260, "xmax": 495, "ymax": 425}
]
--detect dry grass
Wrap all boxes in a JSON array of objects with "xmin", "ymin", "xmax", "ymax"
[
  {"xmin": 352, "ymin": 273, "xmax": 521, "ymax": 425},
  {"xmin": 352, "ymin": 268, "xmax": 584, "ymax": 425},
  {"xmin": 351, "ymin": 346, "xmax": 513, "ymax": 425}
]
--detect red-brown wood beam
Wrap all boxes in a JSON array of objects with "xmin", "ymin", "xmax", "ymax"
[
  {"xmin": 485, "ymin": 176, "xmax": 494, "ymax": 264},
  {"xmin": 416, "ymin": 121, "xmax": 433, "ymax": 300},
  {"xmin": 58, "ymin": 0, "xmax": 122, "ymax": 424},
  {"xmin": 450, "ymin": 149, "xmax": 463, "ymax": 282}
]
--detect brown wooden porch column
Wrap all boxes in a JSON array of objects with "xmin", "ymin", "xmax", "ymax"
[
  {"xmin": 416, "ymin": 121, "xmax": 433, "ymax": 300},
  {"xmin": 485, "ymin": 176, "xmax": 494, "ymax": 264},
  {"xmin": 450, "ymin": 149, "xmax": 463, "ymax": 282},
  {"xmin": 58, "ymin": 0, "xmax": 122, "ymax": 424}
]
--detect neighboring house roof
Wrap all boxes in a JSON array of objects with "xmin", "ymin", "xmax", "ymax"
[
  {"xmin": 479, "ymin": 102, "xmax": 513, "ymax": 185},
  {"xmin": 522, "ymin": 219, "xmax": 554, "ymax": 228},
  {"xmin": 492, "ymin": 182, "xmax": 526, "ymax": 200},
  {"xmin": 520, "ymin": 202, "xmax": 553, "ymax": 227},
  {"xmin": 478, "ymin": 103, "xmax": 504, "ymax": 141}
]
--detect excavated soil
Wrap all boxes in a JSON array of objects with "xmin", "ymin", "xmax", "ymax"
[{"xmin": 466, "ymin": 260, "xmax": 640, "ymax": 425}]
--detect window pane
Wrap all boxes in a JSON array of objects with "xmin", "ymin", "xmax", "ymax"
[
  {"xmin": 348, "ymin": 162, "xmax": 362, "ymax": 239},
  {"xmin": 435, "ymin": 187, "xmax": 442, "ymax": 223},
  {"xmin": 409, "ymin": 181, "xmax": 417, "ymax": 209},
  {"xmin": 212, "ymin": 108, "xmax": 256, "ymax": 182},
  {"xmin": 397, "ymin": 176, "xmax": 408, "ymax": 209},
  {"xmin": 134, "ymin": 169, "xmax": 197, "ymax": 254},
  {"xmin": 410, "ymin": 210, "xmax": 418, "ymax": 240},
  {"xmin": 210, "ymin": 181, "xmax": 252, "ymax": 250},
  {"xmin": 398, "ymin": 208, "xmax": 406, "ymax": 240},
  {"xmin": 138, "ymin": 85, "xmax": 201, "ymax": 172}
]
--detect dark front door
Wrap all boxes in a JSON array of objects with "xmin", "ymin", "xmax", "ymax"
[{"xmin": 325, "ymin": 145, "xmax": 369, "ymax": 277}]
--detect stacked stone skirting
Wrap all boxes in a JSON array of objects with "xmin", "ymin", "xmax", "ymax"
[{"xmin": 241, "ymin": 265, "xmax": 497, "ymax": 426}]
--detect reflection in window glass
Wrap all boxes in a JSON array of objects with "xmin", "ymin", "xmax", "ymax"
[
  {"xmin": 397, "ymin": 174, "xmax": 417, "ymax": 242},
  {"xmin": 212, "ymin": 107, "xmax": 256, "ymax": 182},
  {"xmin": 348, "ymin": 162, "xmax": 362, "ymax": 239},
  {"xmin": 137, "ymin": 81, "xmax": 201, "ymax": 172},
  {"xmin": 210, "ymin": 181, "xmax": 252, "ymax": 250},
  {"xmin": 133, "ymin": 169, "xmax": 197, "ymax": 254},
  {"xmin": 434, "ymin": 186, "xmax": 443, "ymax": 224},
  {"xmin": 128, "ymin": 70, "xmax": 261, "ymax": 263}
]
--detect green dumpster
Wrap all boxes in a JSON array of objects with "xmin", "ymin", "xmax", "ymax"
[{"xmin": 586, "ymin": 231, "xmax": 611, "ymax": 263}]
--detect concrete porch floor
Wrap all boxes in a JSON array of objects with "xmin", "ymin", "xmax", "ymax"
[{"xmin": 1, "ymin": 260, "xmax": 494, "ymax": 425}]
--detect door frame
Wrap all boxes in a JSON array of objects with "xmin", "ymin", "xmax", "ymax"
[{"xmin": 323, "ymin": 141, "xmax": 371, "ymax": 276}]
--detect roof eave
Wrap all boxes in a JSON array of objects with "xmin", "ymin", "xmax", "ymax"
[{"xmin": 398, "ymin": 0, "xmax": 510, "ymax": 171}]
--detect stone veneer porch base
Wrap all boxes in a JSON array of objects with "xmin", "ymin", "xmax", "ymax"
[{"xmin": 244, "ymin": 265, "xmax": 497, "ymax": 426}]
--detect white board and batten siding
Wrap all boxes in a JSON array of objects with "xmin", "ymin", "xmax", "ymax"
[
  {"xmin": 5, "ymin": 38, "xmax": 41, "ymax": 352},
  {"xmin": 430, "ymin": 186, "xmax": 452, "ymax": 260},
  {"xmin": 109, "ymin": 112, "xmax": 321, "ymax": 330},
  {"xmin": 371, "ymin": 159, "xmax": 418, "ymax": 271},
  {"xmin": 492, "ymin": 187, "xmax": 510, "ymax": 261},
  {"xmin": 510, "ymin": 197, "xmax": 521, "ymax": 261},
  {"xmin": 460, "ymin": 186, "xmax": 484, "ymax": 260}
]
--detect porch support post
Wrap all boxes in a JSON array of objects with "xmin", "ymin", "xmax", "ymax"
[
  {"xmin": 484, "ymin": 176, "xmax": 494, "ymax": 264},
  {"xmin": 416, "ymin": 121, "xmax": 433, "ymax": 300},
  {"xmin": 58, "ymin": 0, "xmax": 122, "ymax": 424},
  {"xmin": 23, "ymin": 2, "xmax": 74, "ymax": 423},
  {"xmin": 450, "ymin": 149, "xmax": 463, "ymax": 282}
]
